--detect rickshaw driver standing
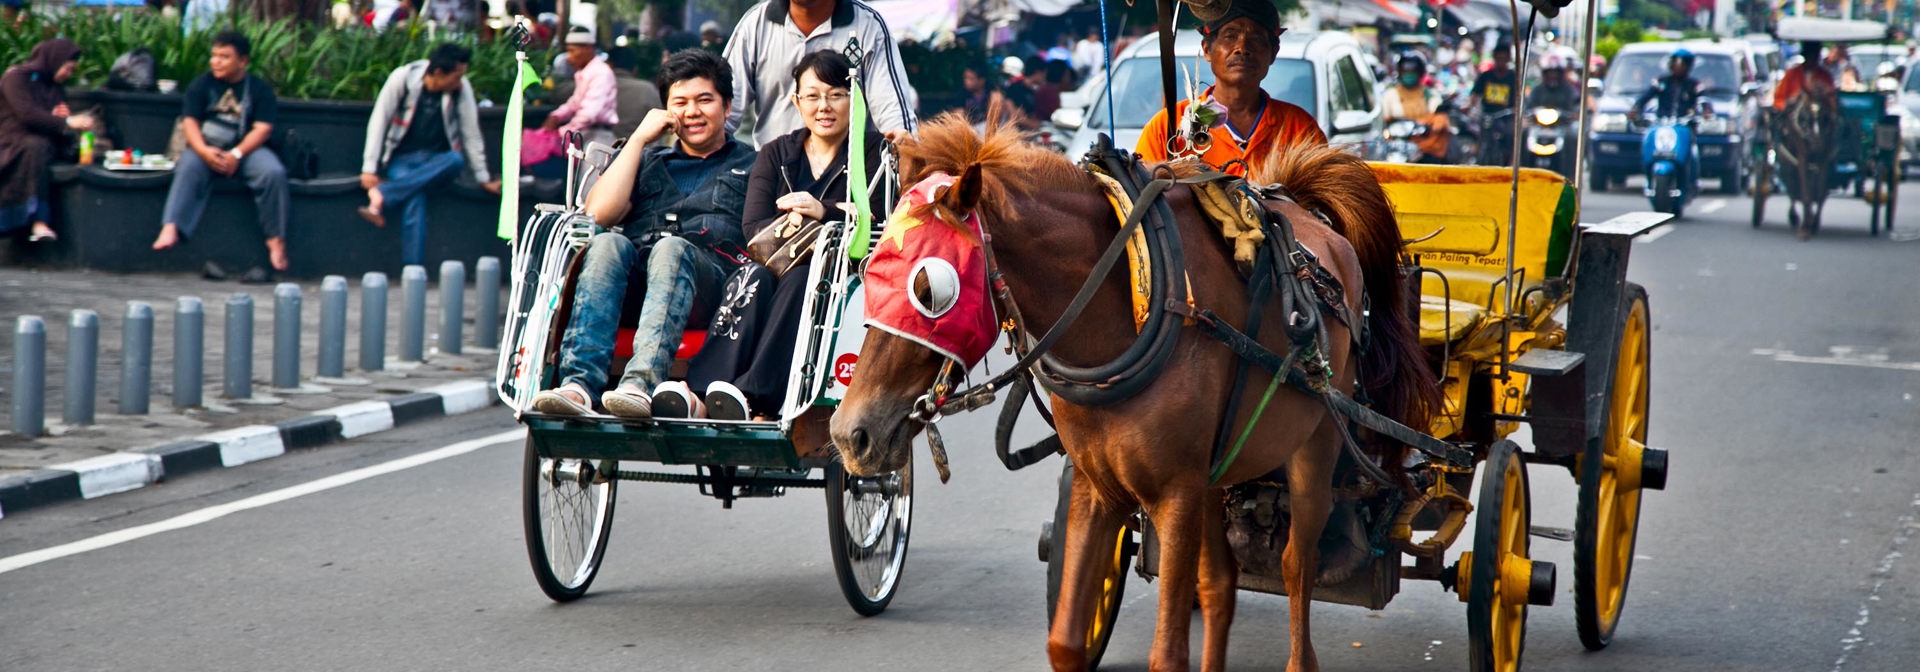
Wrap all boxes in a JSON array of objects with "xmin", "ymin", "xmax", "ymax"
[
  {"xmin": 1135, "ymin": 0, "xmax": 1326, "ymax": 176},
  {"xmin": 722, "ymin": 0, "xmax": 918, "ymax": 148},
  {"xmin": 1631, "ymin": 49, "xmax": 1702, "ymax": 122},
  {"xmin": 1772, "ymin": 41, "xmax": 1838, "ymax": 112}
]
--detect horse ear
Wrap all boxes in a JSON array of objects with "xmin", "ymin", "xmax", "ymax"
[{"xmin": 945, "ymin": 163, "xmax": 985, "ymax": 214}]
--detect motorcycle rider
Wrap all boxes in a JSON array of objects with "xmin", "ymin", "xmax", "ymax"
[
  {"xmin": 1469, "ymin": 40, "xmax": 1518, "ymax": 165},
  {"xmin": 1380, "ymin": 52, "xmax": 1451, "ymax": 163},
  {"xmin": 1631, "ymin": 48, "xmax": 1701, "ymax": 122},
  {"xmin": 1524, "ymin": 54, "xmax": 1581, "ymax": 111}
]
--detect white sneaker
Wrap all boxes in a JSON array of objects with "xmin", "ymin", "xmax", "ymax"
[
  {"xmin": 704, "ymin": 381, "xmax": 752, "ymax": 421},
  {"xmin": 649, "ymin": 381, "xmax": 705, "ymax": 419}
]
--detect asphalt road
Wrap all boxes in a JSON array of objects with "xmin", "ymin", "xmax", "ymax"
[{"xmin": 3, "ymin": 177, "xmax": 1918, "ymax": 671}]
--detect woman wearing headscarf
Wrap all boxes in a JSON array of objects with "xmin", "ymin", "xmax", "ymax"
[{"xmin": 1, "ymin": 38, "xmax": 93, "ymax": 242}]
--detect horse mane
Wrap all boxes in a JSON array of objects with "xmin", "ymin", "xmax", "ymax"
[
  {"xmin": 1252, "ymin": 141, "xmax": 1440, "ymax": 434},
  {"xmin": 896, "ymin": 101, "xmax": 1096, "ymax": 228}
]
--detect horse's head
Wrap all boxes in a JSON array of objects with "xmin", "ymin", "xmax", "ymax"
[{"xmin": 832, "ymin": 165, "xmax": 998, "ymax": 476}]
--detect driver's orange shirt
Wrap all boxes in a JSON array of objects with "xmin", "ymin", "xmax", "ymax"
[
  {"xmin": 1772, "ymin": 65, "xmax": 1837, "ymax": 111},
  {"xmin": 1136, "ymin": 89, "xmax": 1326, "ymax": 177}
]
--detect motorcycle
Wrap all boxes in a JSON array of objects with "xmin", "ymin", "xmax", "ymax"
[
  {"xmin": 1640, "ymin": 114, "xmax": 1700, "ymax": 217},
  {"xmin": 1381, "ymin": 119, "xmax": 1429, "ymax": 163},
  {"xmin": 1523, "ymin": 106, "xmax": 1573, "ymax": 177},
  {"xmin": 1478, "ymin": 107, "xmax": 1517, "ymax": 167}
]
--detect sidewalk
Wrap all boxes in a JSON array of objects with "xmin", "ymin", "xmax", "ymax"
[{"xmin": 0, "ymin": 264, "xmax": 508, "ymax": 513}]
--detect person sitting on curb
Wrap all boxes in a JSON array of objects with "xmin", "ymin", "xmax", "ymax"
[
  {"xmin": 540, "ymin": 26, "xmax": 619, "ymax": 149},
  {"xmin": 1, "ymin": 37, "xmax": 92, "ymax": 243},
  {"xmin": 150, "ymin": 30, "xmax": 290, "ymax": 283},
  {"xmin": 357, "ymin": 42, "xmax": 502, "ymax": 267},
  {"xmin": 529, "ymin": 49, "xmax": 757, "ymax": 419}
]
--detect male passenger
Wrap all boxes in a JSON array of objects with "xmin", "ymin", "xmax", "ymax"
[{"xmin": 529, "ymin": 50, "xmax": 757, "ymax": 419}]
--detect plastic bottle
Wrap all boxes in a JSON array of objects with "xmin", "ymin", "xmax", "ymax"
[{"xmin": 78, "ymin": 132, "xmax": 94, "ymax": 165}]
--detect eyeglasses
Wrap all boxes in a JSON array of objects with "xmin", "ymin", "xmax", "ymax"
[{"xmin": 795, "ymin": 91, "xmax": 851, "ymax": 106}]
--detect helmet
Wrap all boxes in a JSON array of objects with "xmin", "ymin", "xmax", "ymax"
[
  {"xmin": 1538, "ymin": 54, "xmax": 1568, "ymax": 72},
  {"xmin": 1669, "ymin": 48, "xmax": 1695, "ymax": 67},
  {"xmin": 1397, "ymin": 51, "xmax": 1429, "ymax": 74},
  {"xmin": 1001, "ymin": 56, "xmax": 1025, "ymax": 78}
]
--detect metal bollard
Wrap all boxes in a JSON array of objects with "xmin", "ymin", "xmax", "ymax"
[
  {"xmin": 224, "ymin": 294, "xmax": 253, "ymax": 399},
  {"xmin": 120, "ymin": 302, "xmax": 153, "ymax": 415},
  {"xmin": 439, "ymin": 260, "xmax": 465, "ymax": 355},
  {"xmin": 401, "ymin": 265, "xmax": 427, "ymax": 362},
  {"xmin": 318, "ymin": 276, "xmax": 347, "ymax": 378},
  {"xmin": 12, "ymin": 316, "xmax": 45, "ymax": 436},
  {"xmin": 476, "ymin": 256, "xmax": 501, "ymax": 349},
  {"xmin": 273, "ymin": 283, "xmax": 302, "ymax": 389},
  {"xmin": 174, "ymin": 297, "xmax": 203, "ymax": 408},
  {"xmin": 63, "ymin": 310, "xmax": 99, "ymax": 426},
  {"xmin": 360, "ymin": 272, "xmax": 388, "ymax": 371}
]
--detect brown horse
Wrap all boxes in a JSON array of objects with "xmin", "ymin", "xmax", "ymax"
[{"xmin": 831, "ymin": 112, "xmax": 1437, "ymax": 672}]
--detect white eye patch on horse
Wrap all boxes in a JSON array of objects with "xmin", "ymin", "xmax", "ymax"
[{"xmin": 909, "ymin": 258, "xmax": 962, "ymax": 318}]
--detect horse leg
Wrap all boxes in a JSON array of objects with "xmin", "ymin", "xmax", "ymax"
[
  {"xmin": 1281, "ymin": 427, "xmax": 1340, "ymax": 672},
  {"xmin": 1197, "ymin": 489, "xmax": 1238, "ymax": 672},
  {"xmin": 1048, "ymin": 472, "xmax": 1129, "ymax": 671},
  {"xmin": 1145, "ymin": 489, "xmax": 1209, "ymax": 672}
]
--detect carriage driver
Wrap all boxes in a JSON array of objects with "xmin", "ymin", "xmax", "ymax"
[
  {"xmin": 1135, "ymin": 0, "xmax": 1326, "ymax": 176},
  {"xmin": 530, "ymin": 50, "xmax": 759, "ymax": 419},
  {"xmin": 1631, "ymin": 49, "xmax": 1702, "ymax": 122},
  {"xmin": 1773, "ymin": 41, "xmax": 1838, "ymax": 113}
]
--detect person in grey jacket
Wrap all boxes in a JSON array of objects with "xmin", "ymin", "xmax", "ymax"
[{"xmin": 358, "ymin": 43, "xmax": 500, "ymax": 266}]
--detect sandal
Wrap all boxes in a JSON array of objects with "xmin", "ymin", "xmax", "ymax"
[
  {"xmin": 704, "ymin": 381, "xmax": 752, "ymax": 421},
  {"xmin": 646, "ymin": 381, "xmax": 704, "ymax": 419},
  {"xmin": 530, "ymin": 383, "xmax": 593, "ymax": 416},
  {"xmin": 603, "ymin": 385, "xmax": 657, "ymax": 419}
]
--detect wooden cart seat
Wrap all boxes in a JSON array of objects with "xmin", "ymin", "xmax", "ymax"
[{"xmin": 1370, "ymin": 164, "xmax": 1576, "ymax": 346}]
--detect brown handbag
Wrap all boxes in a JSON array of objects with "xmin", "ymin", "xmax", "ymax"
[{"xmin": 746, "ymin": 212, "xmax": 824, "ymax": 278}]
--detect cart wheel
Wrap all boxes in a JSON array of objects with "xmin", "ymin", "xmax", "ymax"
[
  {"xmin": 1044, "ymin": 459, "xmax": 1131, "ymax": 669},
  {"xmin": 1466, "ymin": 440, "xmax": 1547, "ymax": 672},
  {"xmin": 522, "ymin": 438, "xmax": 618, "ymax": 602},
  {"xmin": 825, "ymin": 459, "xmax": 913, "ymax": 616},
  {"xmin": 1575, "ymin": 284, "xmax": 1660, "ymax": 650}
]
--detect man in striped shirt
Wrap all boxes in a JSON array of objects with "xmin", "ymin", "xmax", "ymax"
[{"xmin": 721, "ymin": 0, "xmax": 917, "ymax": 147}]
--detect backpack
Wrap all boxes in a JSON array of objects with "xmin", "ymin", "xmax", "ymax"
[
  {"xmin": 272, "ymin": 128, "xmax": 321, "ymax": 180},
  {"xmin": 106, "ymin": 48, "xmax": 157, "ymax": 91}
]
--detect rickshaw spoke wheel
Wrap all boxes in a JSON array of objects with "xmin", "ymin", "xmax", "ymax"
[
  {"xmin": 522, "ymin": 438, "xmax": 617, "ymax": 602},
  {"xmin": 1468, "ymin": 440, "xmax": 1531, "ymax": 672},
  {"xmin": 1044, "ymin": 459, "xmax": 1131, "ymax": 670},
  {"xmin": 826, "ymin": 459, "xmax": 913, "ymax": 616},
  {"xmin": 1576, "ymin": 284, "xmax": 1651, "ymax": 649}
]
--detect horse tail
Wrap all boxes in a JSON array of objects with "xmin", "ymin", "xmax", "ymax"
[{"xmin": 1256, "ymin": 141, "xmax": 1440, "ymax": 435}]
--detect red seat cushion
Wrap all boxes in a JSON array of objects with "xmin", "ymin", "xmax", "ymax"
[{"xmin": 613, "ymin": 328, "xmax": 707, "ymax": 360}]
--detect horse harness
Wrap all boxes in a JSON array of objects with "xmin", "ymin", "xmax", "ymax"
[{"xmin": 904, "ymin": 139, "xmax": 1470, "ymax": 487}]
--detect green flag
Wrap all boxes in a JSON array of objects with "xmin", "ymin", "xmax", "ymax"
[
  {"xmin": 846, "ymin": 73, "xmax": 873, "ymax": 260},
  {"xmin": 497, "ymin": 56, "xmax": 541, "ymax": 241}
]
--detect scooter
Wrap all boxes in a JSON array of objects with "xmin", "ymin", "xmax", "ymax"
[
  {"xmin": 1640, "ymin": 113, "xmax": 1700, "ymax": 217},
  {"xmin": 1478, "ymin": 108, "xmax": 1517, "ymax": 167},
  {"xmin": 1381, "ymin": 119, "xmax": 1429, "ymax": 163},
  {"xmin": 1523, "ymin": 106, "xmax": 1572, "ymax": 177}
]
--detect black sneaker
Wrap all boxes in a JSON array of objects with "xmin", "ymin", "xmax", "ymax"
[
  {"xmin": 240, "ymin": 267, "xmax": 274, "ymax": 284},
  {"xmin": 201, "ymin": 261, "xmax": 228, "ymax": 281}
]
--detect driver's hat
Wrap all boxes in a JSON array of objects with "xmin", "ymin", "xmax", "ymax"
[{"xmin": 1198, "ymin": 0, "xmax": 1283, "ymax": 41}]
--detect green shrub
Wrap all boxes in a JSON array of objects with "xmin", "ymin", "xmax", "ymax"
[{"xmin": 0, "ymin": 11, "xmax": 553, "ymax": 103}]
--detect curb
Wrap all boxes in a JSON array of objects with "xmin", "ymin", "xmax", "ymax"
[{"xmin": 0, "ymin": 380, "xmax": 498, "ymax": 519}]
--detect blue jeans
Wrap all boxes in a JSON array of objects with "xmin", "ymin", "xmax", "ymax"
[
  {"xmin": 557, "ymin": 232, "xmax": 723, "ymax": 393},
  {"xmin": 162, "ymin": 148, "xmax": 289, "ymax": 239},
  {"xmin": 380, "ymin": 150, "xmax": 466, "ymax": 266}
]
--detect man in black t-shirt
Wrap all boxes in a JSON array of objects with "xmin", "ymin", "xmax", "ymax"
[
  {"xmin": 357, "ymin": 43, "xmax": 499, "ymax": 266},
  {"xmin": 1471, "ymin": 43, "xmax": 1519, "ymax": 166},
  {"xmin": 152, "ymin": 31, "xmax": 291, "ymax": 280}
]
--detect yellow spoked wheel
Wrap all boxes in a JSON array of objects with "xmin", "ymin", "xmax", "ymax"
[
  {"xmin": 1044, "ymin": 459, "xmax": 1131, "ymax": 669},
  {"xmin": 1575, "ymin": 283, "xmax": 1661, "ymax": 649},
  {"xmin": 1466, "ymin": 440, "xmax": 1547, "ymax": 672}
]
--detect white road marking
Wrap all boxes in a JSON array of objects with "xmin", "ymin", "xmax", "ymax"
[
  {"xmin": 0, "ymin": 429, "xmax": 523, "ymax": 576},
  {"xmin": 1752, "ymin": 347, "xmax": 1920, "ymax": 373},
  {"xmin": 1831, "ymin": 493, "xmax": 1920, "ymax": 672},
  {"xmin": 1699, "ymin": 198, "xmax": 1727, "ymax": 214},
  {"xmin": 1640, "ymin": 224, "xmax": 1675, "ymax": 242}
]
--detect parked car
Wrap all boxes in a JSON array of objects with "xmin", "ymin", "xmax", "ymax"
[
  {"xmin": 1588, "ymin": 41, "xmax": 1760, "ymax": 193},
  {"xmin": 1053, "ymin": 30, "xmax": 1384, "ymax": 160}
]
